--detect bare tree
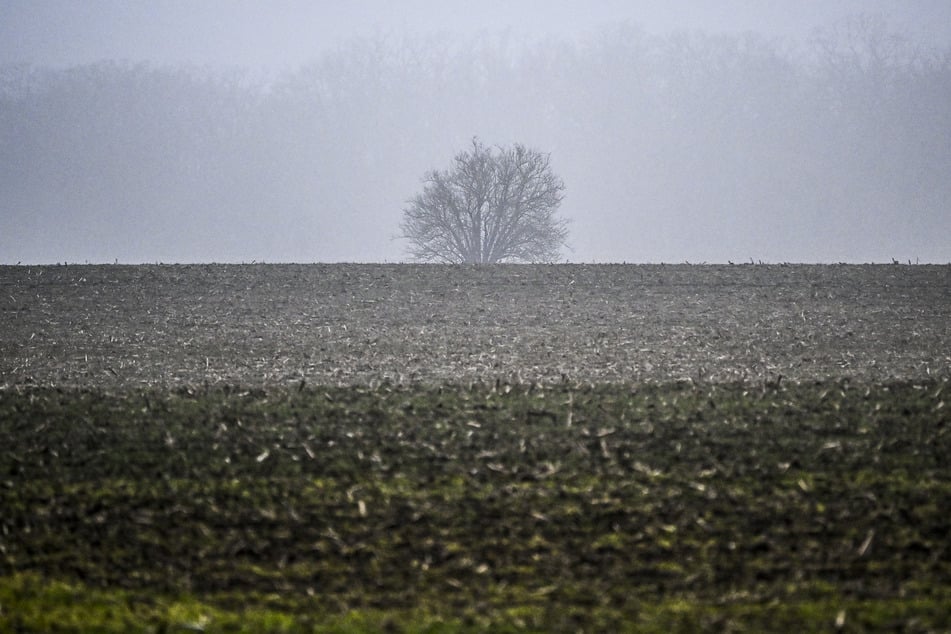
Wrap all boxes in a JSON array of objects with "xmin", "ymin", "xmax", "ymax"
[{"xmin": 401, "ymin": 139, "xmax": 568, "ymax": 263}]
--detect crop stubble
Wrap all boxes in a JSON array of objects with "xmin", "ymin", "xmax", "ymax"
[
  {"xmin": 1, "ymin": 263, "xmax": 950, "ymax": 631},
  {"xmin": 2, "ymin": 263, "xmax": 949, "ymax": 388}
]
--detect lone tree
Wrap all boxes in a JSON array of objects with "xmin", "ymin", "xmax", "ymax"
[{"xmin": 401, "ymin": 139, "xmax": 568, "ymax": 263}]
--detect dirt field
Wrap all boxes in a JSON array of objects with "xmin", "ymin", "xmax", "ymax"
[
  {"xmin": 1, "ymin": 263, "xmax": 950, "ymax": 632},
  {"xmin": 2, "ymin": 263, "xmax": 949, "ymax": 388}
]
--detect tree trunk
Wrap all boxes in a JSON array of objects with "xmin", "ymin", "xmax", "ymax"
[{"xmin": 469, "ymin": 209, "xmax": 482, "ymax": 263}]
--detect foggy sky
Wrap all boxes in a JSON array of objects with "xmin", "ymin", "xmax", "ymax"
[
  {"xmin": 4, "ymin": 1, "xmax": 951, "ymax": 70},
  {"xmin": 2, "ymin": 1, "xmax": 950, "ymax": 263}
]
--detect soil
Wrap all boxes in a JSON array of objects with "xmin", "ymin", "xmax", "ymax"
[
  {"xmin": 2, "ymin": 263, "xmax": 949, "ymax": 388},
  {"xmin": 1, "ymin": 263, "xmax": 950, "ymax": 631}
]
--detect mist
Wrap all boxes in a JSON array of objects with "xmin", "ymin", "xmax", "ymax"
[{"xmin": 2, "ymin": 1, "xmax": 950, "ymax": 263}]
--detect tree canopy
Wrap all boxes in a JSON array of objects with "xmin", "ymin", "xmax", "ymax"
[{"xmin": 401, "ymin": 140, "xmax": 568, "ymax": 263}]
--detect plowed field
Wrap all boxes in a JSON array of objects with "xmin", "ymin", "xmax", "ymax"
[
  {"xmin": 3, "ymin": 263, "xmax": 949, "ymax": 388},
  {"xmin": 1, "ymin": 264, "xmax": 949, "ymax": 632}
]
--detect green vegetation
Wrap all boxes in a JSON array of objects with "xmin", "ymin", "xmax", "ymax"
[{"xmin": 1, "ymin": 379, "xmax": 949, "ymax": 631}]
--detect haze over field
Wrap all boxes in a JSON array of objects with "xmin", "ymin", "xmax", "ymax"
[{"xmin": 2, "ymin": 1, "xmax": 950, "ymax": 264}]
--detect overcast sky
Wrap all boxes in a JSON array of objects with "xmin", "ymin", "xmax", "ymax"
[
  {"xmin": 2, "ymin": 1, "xmax": 950, "ymax": 264},
  {"xmin": 3, "ymin": 0, "xmax": 950, "ymax": 72}
]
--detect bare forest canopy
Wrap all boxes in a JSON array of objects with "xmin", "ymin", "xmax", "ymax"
[{"xmin": 2, "ymin": 17, "xmax": 950, "ymax": 264}]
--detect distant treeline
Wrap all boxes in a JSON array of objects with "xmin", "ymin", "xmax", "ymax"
[{"xmin": 2, "ymin": 16, "xmax": 949, "ymax": 262}]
